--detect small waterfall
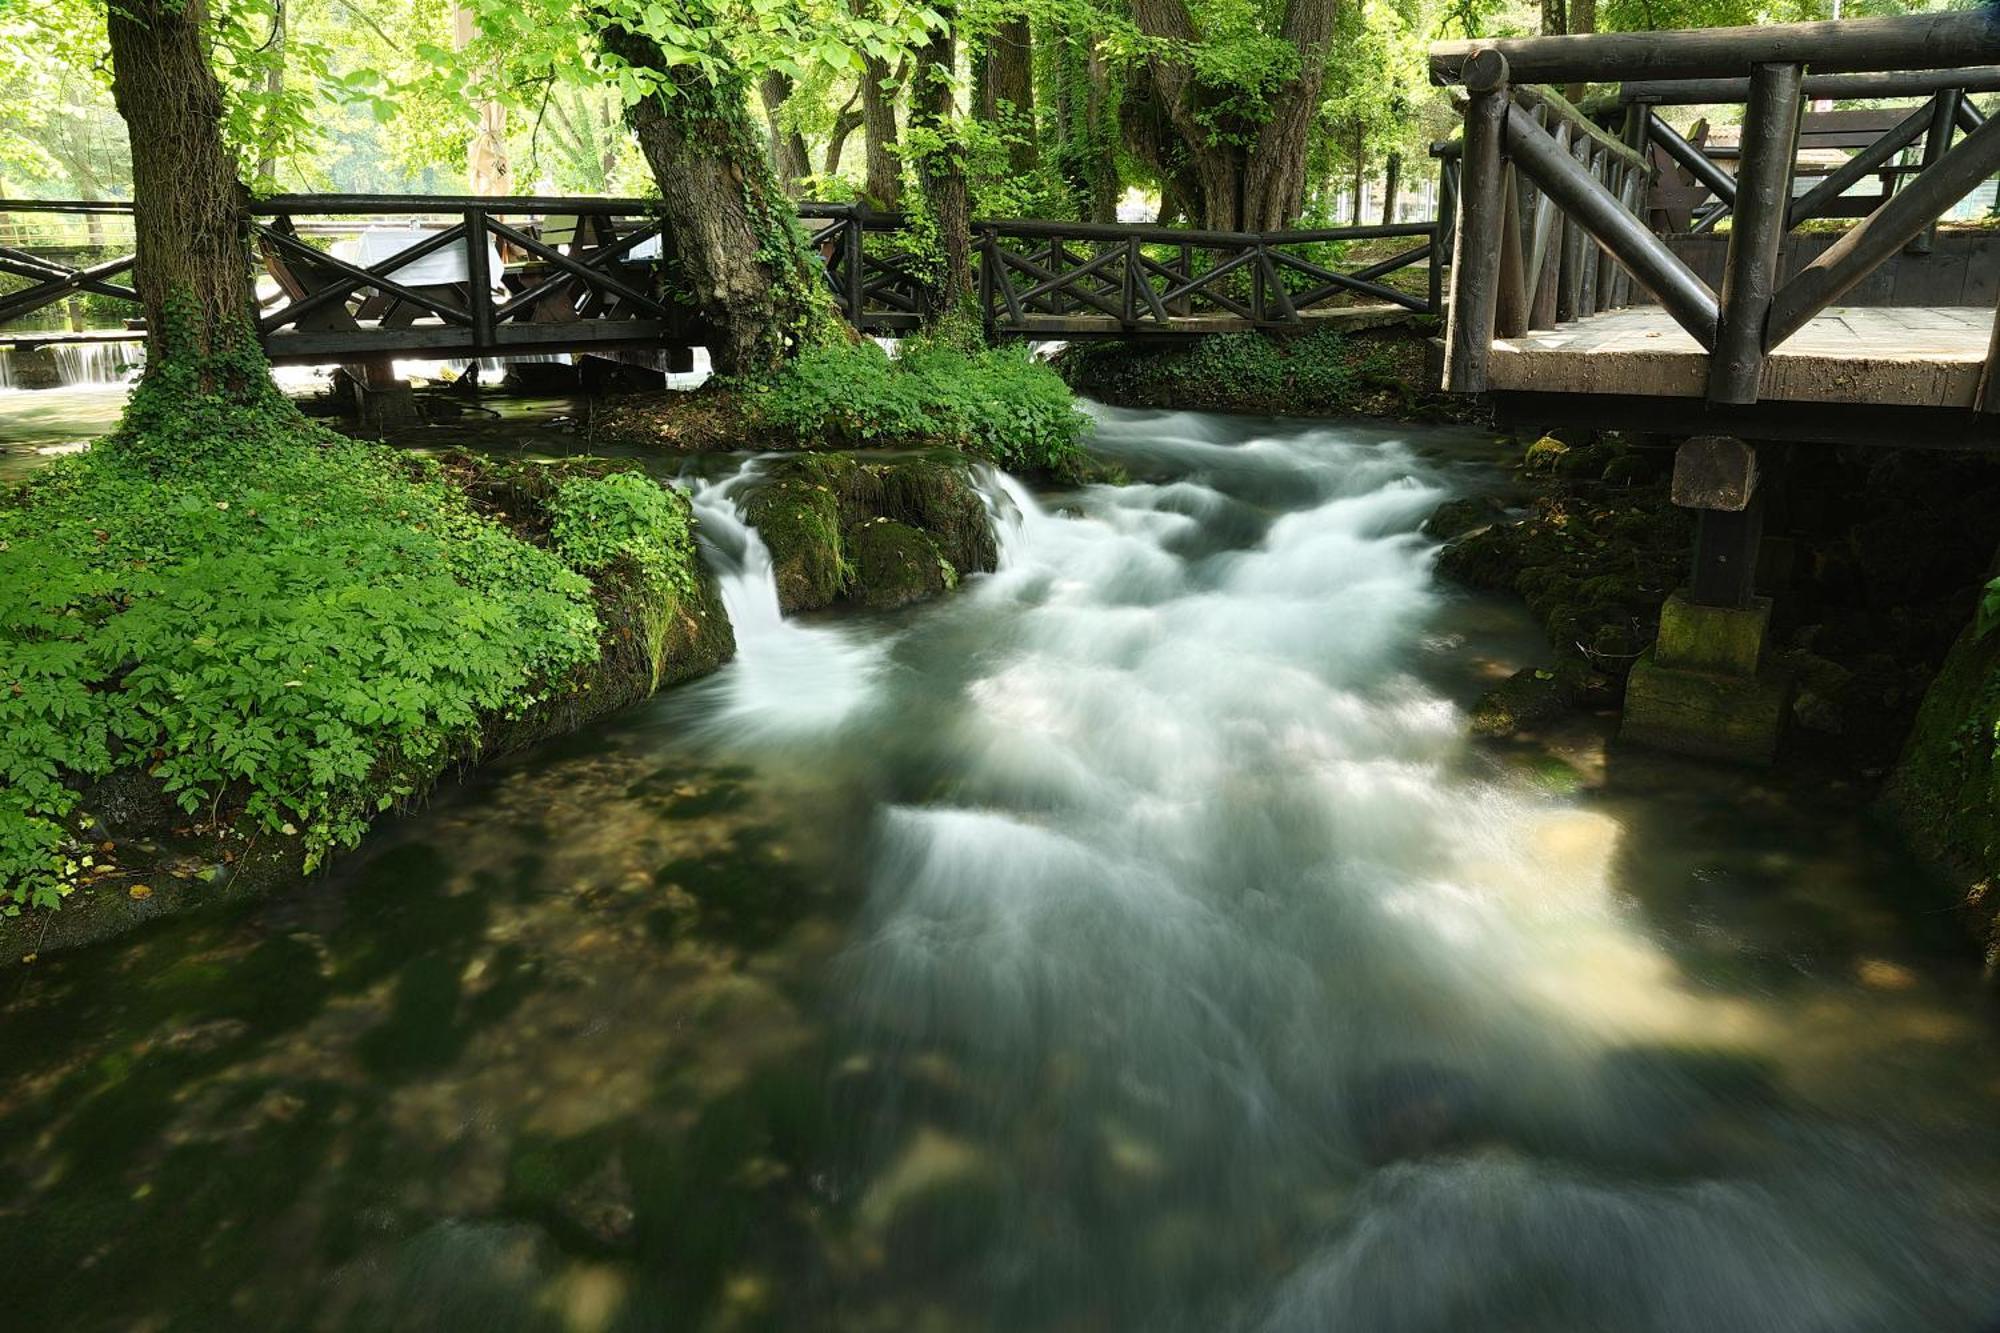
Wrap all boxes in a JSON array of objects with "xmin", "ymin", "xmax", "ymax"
[
  {"xmin": 685, "ymin": 459, "xmax": 892, "ymax": 738},
  {"xmin": 57, "ymin": 342, "xmax": 143, "ymax": 386},
  {"xmin": 0, "ymin": 339, "xmax": 144, "ymax": 390}
]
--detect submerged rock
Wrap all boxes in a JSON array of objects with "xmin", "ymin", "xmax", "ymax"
[
  {"xmin": 1471, "ymin": 667, "xmax": 1574, "ymax": 739},
  {"xmin": 1422, "ymin": 496, "xmax": 1506, "ymax": 541}
]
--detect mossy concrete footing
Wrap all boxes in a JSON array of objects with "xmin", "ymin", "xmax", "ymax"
[{"xmin": 1622, "ymin": 592, "xmax": 1792, "ymax": 764}]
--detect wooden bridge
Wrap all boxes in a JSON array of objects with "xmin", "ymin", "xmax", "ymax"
[
  {"xmin": 0, "ymin": 197, "xmax": 1438, "ymax": 367},
  {"xmin": 1431, "ymin": 9, "xmax": 2000, "ymax": 450}
]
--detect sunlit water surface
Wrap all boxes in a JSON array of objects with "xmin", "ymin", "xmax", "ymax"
[{"xmin": 3, "ymin": 399, "xmax": 2000, "ymax": 1331}]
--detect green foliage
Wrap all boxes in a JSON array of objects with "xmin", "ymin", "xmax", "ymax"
[
  {"xmin": 0, "ymin": 341, "xmax": 605, "ymax": 915},
  {"xmin": 748, "ymin": 337, "xmax": 1089, "ymax": 472},
  {"xmin": 549, "ymin": 470, "xmax": 700, "ymax": 613},
  {"xmin": 1056, "ymin": 326, "xmax": 1417, "ymax": 415}
]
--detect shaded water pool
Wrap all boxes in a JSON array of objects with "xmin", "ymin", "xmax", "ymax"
[{"xmin": 4, "ymin": 400, "xmax": 2000, "ymax": 1331}]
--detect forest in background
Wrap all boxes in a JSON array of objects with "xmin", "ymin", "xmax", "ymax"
[{"xmin": 1, "ymin": 0, "xmax": 1963, "ymax": 237}]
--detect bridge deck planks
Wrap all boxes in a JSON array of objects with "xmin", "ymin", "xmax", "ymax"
[{"xmin": 1488, "ymin": 305, "xmax": 1994, "ymax": 408}]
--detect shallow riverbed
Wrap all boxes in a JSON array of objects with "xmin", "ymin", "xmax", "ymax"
[{"xmin": 4, "ymin": 390, "xmax": 2000, "ymax": 1331}]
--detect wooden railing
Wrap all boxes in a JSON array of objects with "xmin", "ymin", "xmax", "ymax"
[
  {"xmin": 1615, "ymin": 66, "xmax": 2000, "ymax": 237},
  {"xmin": 1431, "ymin": 10, "xmax": 2000, "ymax": 407},
  {"xmin": 1, "ymin": 196, "xmax": 1445, "ymax": 357},
  {"xmin": 802, "ymin": 204, "xmax": 1442, "ymax": 335}
]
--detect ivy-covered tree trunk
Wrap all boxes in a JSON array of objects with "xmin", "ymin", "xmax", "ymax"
[
  {"xmin": 911, "ymin": 9, "xmax": 974, "ymax": 323},
  {"xmin": 1130, "ymin": 0, "xmax": 1334, "ymax": 231},
  {"xmin": 1052, "ymin": 30, "xmax": 1120, "ymax": 223},
  {"xmin": 106, "ymin": 0, "xmax": 266, "ymax": 397},
  {"xmin": 601, "ymin": 27, "xmax": 833, "ymax": 377}
]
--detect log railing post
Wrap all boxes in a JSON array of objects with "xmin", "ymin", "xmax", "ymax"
[
  {"xmin": 1709, "ymin": 62, "xmax": 1801, "ymax": 405},
  {"xmin": 1443, "ymin": 48, "xmax": 1509, "ymax": 393},
  {"xmin": 1505, "ymin": 105, "xmax": 1720, "ymax": 346},
  {"xmin": 1496, "ymin": 165, "xmax": 1529, "ymax": 336},
  {"xmin": 464, "ymin": 208, "xmax": 495, "ymax": 350},
  {"xmin": 845, "ymin": 211, "xmax": 864, "ymax": 323},
  {"xmin": 1981, "ymin": 282, "xmax": 2000, "ymax": 414},
  {"xmin": 1908, "ymin": 88, "xmax": 1963, "ymax": 256}
]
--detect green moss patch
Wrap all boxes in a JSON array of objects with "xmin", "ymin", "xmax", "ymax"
[{"xmin": 1051, "ymin": 324, "xmax": 1466, "ymax": 421}]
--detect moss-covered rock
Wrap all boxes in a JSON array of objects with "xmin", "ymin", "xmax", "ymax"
[
  {"xmin": 1422, "ymin": 496, "xmax": 1506, "ymax": 541},
  {"xmin": 1885, "ymin": 619, "xmax": 2000, "ymax": 964},
  {"xmin": 745, "ymin": 473, "xmax": 849, "ymax": 613},
  {"xmin": 739, "ymin": 450, "xmax": 999, "ymax": 615},
  {"xmin": 849, "ymin": 519, "xmax": 953, "ymax": 608}
]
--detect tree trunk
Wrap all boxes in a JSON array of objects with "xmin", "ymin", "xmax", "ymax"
[
  {"xmin": 1131, "ymin": 0, "xmax": 1334, "ymax": 231},
  {"xmin": 253, "ymin": 0, "xmax": 286, "ymax": 188},
  {"xmin": 106, "ymin": 0, "xmax": 263, "ymax": 392},
  {"xmin": 824, "ymin": 90, "xmax": 864, "ymax": 177},
  {"xmin": 1349, "ymin": 121, "xmax": 1365, "ymax": 224},
  {"xmin": 984, "ymin": 16, "xmax": 1037, "ymax": 173},
  {"xmin": 1381, "ymin": 151, "xmax": 1401, "ymax": 224},
  {"xmin": 1564, "ymin": 0, "xmax": 1595, "ymax": 101},
  {"xmin": 601, "ymin": 27, "xmax": 831, "ymax": 377},
  {"xmin": 856, "ymin": 0, "xmax": 904, "ymax": 215},
  {"xmin": 758, "ymin": 70, "xmax": 814, "ymax": 196},
  {"xmin": 911, "ymin": 9, "xmax": 974, "ymax": 323}
]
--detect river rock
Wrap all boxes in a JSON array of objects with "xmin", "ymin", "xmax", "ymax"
[
  {"xmin": 742, "ymin": 451, "xmax": 998, "ymax": 614},
  {"xmin": 73, "ymin": 766, "xmax": 180, "ymax": 840},
  {"xmin": 1471, "ymin": 667, "xmax": 1574, "ymax": 739},
  {"xmin": 849, "ymin": 519, "xmax": 952, "ymax": 609},
  {"xmin": 1422, "ymin": 496, "xmax": 1506, "ymax": 541}
]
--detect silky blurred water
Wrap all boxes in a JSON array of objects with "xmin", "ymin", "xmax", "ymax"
[{"xmin": 3, "ymin": 402, "xmax": 2000, "ymax": 1332}]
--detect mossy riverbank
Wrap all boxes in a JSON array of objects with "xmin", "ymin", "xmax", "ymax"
[
  {"xmin": 1050, "ymin": 323, "xmax": 1474, "ymax": 424},
  {"xmin": 0, "ymin": 445, "xmax": 735, "ymax": 963}
]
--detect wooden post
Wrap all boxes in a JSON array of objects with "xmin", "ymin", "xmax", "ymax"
[
  {"xmin": 1443, "ymin": 49, "xmax": 1509, "ymax": 393},
  {"xmin": 464, "ymin": 208, "xmax": 494, "ymax": 351},
  {"xmin": 1907, "ymin": 88, "xmax": 1963, "ymax": 256},
  {"xmin": 979, "ymin": 229, "xmax": 996, "ymax": 340},
  {"xmin": 1497, "ymin": 166, "xmax": 1530, "ymax": 337},
  {"xmin": 1709, "ymin": 62, "xmax": 1801, "ymax": 404},
  {"xmin": 845, "ymin": 212, "xmax": 864, "ymax": 323},
  {"xmin": 1673, "ymin": 436, "xmax": 1763, "ymax": 608},
  {"xmin": 1525, "ymin": 122, "xmax": 1567, "ymax": 328},
  {"xmin": 1610, "ymin": 166, "xmax": 1643, "ymax": 309},
  {"xmin": 1506, "ymin": 105, "xmax": 1720, "ymax": 344},
  {"xmin": 1431, "ymin": 158, "xmax": 1457, "ymax": 315},
  {"xmin": 1979, "ymin": 283, "xmax": 2000, "ymax": 414}
]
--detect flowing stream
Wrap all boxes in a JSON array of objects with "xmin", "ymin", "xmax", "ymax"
[{"xmin": 4, "ymin": 404, "xmax": 2000, "ymax": 1331}]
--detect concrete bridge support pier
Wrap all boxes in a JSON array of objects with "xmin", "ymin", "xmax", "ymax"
[{"xmin": 1622, "ymin": 436, "xmax": 1793, "ymax": 763}]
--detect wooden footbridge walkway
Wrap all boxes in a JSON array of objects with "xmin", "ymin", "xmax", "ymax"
[{"xmin": 0, "ymin": 198, "xmax": 1437, "ymax": 367}]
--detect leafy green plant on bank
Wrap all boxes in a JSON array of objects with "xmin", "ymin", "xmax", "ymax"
[
  {"xmin": 0, "ymin": 377, "xmax": 620, "ymax": 915},
  {"xmin": 549, "ymin": 470, "xmax": 699, "ymax": 612},
  {"xmin": 748, "ymin": 338, "xmax": 1090, "ymax": 474}
]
